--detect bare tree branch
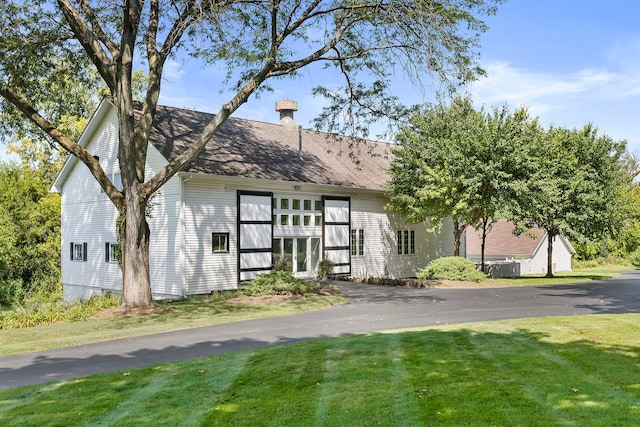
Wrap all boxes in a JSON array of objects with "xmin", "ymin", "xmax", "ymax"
[{"xmin": 56, "ymin": 0, "xmax": 117, "ymax": 90}]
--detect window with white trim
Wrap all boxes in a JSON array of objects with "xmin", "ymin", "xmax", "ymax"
[
  {"xmin": 397, "ymin": 230, "xmax": 415, "ymax": 255},
  {"xmin": 351, "ymin": 229, "xmax": 364, "ymax": 256},
  {"xmin": 212, "ymin": 233, "xmax": 229, "ymax": 253},
  {"xmin": 70, "ymin": 242, "xmax": 88, "ymax": 262},
  {"xmin": 273, "ymin": 196, "xmax": 322, "ymax": 228},
  {"xmin": 105, "ymin": 242, "xmax": 120, "ymax": 263}
]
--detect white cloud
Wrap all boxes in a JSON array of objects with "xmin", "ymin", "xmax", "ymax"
[
  {"xmin": 469, "ymin": 60, "xmax": 640, "ymax": 150},
  {"xmin": 162, "ymin": 59, "xmax": 186, "ymax": 82}
]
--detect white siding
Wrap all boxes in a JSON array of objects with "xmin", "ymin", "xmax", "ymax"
[
  {"xmin": 61, "ymin": 109, "xmax": 183, "ymax": 300},
  {"xmin": 183, "ymin": 179, "xmax": 238, "ymax": 293},
  {"xmin": 351, "ymin": 194, "xmax": 455, "ymax": 278},
  {"xmin": 61, "ymin": 109, "xmax": 121, "ymax": 300},
  {"xmin": 145, "ymin": 146, "xmax": 182, "ymax": 298},
  {"xmin": 529, "ymin": 235, "xmax": 573, "ymax": 274}
]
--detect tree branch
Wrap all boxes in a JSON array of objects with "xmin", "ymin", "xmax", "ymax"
[
  {"xmin": 56, "ymin": 0, "xmax": 117, "ymax": 90},
  {"xmin": 0, "ymin": 84, "xmax": 125, "ymax": 210}
]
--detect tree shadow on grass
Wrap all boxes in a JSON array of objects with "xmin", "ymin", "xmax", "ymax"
[{"xmin": 3, "ymin": 324, "xmax": 639, "ymax": 426}]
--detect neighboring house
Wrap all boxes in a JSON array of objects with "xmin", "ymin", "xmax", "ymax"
[
  {"xmin": 465, "ymin": 220, "xmax": 575, "ymax": 276},
  {"xmin": 51, "ymin": 99, "xmax": 455, "ymax": 301}
]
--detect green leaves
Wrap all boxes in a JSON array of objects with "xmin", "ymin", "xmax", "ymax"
[
  {"xmin": 0, "ymin": 162, "xmax": 60, "ymax": 305},
  {"xmin": 386, "ymin": 96, "xmax": 529, "ymax": 251}
]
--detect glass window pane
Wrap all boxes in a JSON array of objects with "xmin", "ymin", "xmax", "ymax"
[
  {"xmin": 284, "ymin": 238, "xmax": 294, "ymax": 272},
  {"xmin": 304, "ymin": 200, "xmax": 311, "ymax": 210},
  {"xmin": 280, "ymin": 215, "xmax": 289, "ymax": 226},
  {"xmin": 273, "ymin": 238, "xmax": 282, "ymax": 262},
  {"xmin": 293, "ymin": 215, "xmax": 301, "ymax": 226},
  {"xmin": 359, "ymin": 230, "xmax": 364, "ymax": 256},
  {"xmin": 397, "ymin": 230, "xmax": 403, "ymax": 255},
  {"xmin": 304, "ymin": 215, "xmax": 311, "ymax": 226},
  {"xmin": 212, "ymin": 233, "xmax": 228, "ymax": 252},
  {"xmin": 293, "ymin": 199, "xmax": 300, "ymax": 210},
  {"xmin": 297, "ymin": 238, "xmax": 307, "ymax": 272},
  {"xmin": 314, "ymin": 200, "xmax": 322, "ymax": 211},
  {"xmin": 315, "ymin": 216, "xmax": 322, "ymax": 226},
  {"xmin": 410, "ymin": 230, "xmax": 415, "ymax": 254},
  {"xmin": 281, "ymin": 198, "xmax": 289, "ymax": 210},
  {"xmin": 311, "ymin": 238, "xmax": 321, "ymax": 272},
  {"xmin": 404, "ymin": 230, "xmax": 409, "ymax": 255},
  {"xmin": 351, "ymin": 229, "xmax": 357, "ymax": 256}
]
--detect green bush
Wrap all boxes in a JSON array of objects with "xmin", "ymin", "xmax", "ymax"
[
  {"xmin": 273, "ymin": 255, "xmax": 292, "ymax": 272},
  {"xmin": 416, "ymin": 256, "xmax": 486, "ymax": 282},
  {"xmin": 627, "ymin": 250, "xmax": 640, "ymax": 267},
  {"xmin": 316, "ymin": 258, "xmax": 335, "ymax": 279},
  {"xmin": 244, "ymin": 271, "xmax": 320, "ymax": 296},
  {"xmin": 0, "ymin": 292, "xmax": 121, "ymax": 329}
]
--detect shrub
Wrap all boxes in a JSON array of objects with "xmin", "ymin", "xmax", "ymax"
[
  {"xmin": 316, "ymin": 258, "xmax": 335, "ymax": 279},
  {"xmin": 417, "ymin": 256, "xmax": 486, "ymax": 282},
  {"xmin": 0, "ymin": 292, "xmax": 121, "ymax": 329},
  {"xmin": 273, "ymin": 255, "xmax": 292, "ymax": 272},
  {"xmin": 627, "ymin": 250, "xmax": 640, "ymax": 267},
  {"xmin": 244, "ymin": 271, "xmax": 320, "ymax": 296}
]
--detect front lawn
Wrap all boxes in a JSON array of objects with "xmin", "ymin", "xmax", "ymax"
[
  {"xmin": 0, "ymin": 293, "xmax": 344, "ymax": 356},
  {"xmin": 2, "ymin": 313, "xmax": 639, "ymax": 426}
]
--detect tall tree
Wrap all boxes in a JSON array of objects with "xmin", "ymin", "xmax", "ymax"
[
  {"xmin": 0, "ymin": 0, "xmax": 502, "ymax": 308},
  {"xmin": 385, "ymin": 97, "xmax": 533, "ymax": 267},
  {"xmin": 510, "ymin": 124, "xmax": 626, "ymax": 277},
  {"xmin": 386, "ymin": 96, "xmax": 484, "ymax": 256}
]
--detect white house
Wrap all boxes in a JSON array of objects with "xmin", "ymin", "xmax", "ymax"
[
  {"xmin": 465, "ymin": 220, "xmax": 575, "ymax": 276},
  {"xmin": 51, "ymin": 99, "xmax": 455, "ymax": 301}
]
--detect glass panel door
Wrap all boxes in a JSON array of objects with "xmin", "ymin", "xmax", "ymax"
[
  {"xmin": 296, "ymin": 238, "xmax": 308, "ymax": 273},
  {"xmin": 310, "ymin": 238, "xmax": 321, "ymax": 274},
  {"xmin": 284, "ymin": 238, "xmax": 294, "ymax": 273}
]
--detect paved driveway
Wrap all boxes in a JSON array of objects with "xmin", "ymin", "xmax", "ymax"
[{"xmin": 2, "ymin": 270, "xmax": 640, "ymax": 390}]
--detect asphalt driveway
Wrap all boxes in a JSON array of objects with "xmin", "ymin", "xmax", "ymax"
[{"xmin": 2, "ymin": 270, "xmax": 640, "ymax": 390}]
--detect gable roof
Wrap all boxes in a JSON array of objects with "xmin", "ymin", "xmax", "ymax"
[
  {"xmin": 148, "ymin": 104, "xmax": 391, "ymax": 191},
  {"xmin": 466, "ymin": 220, "xmax": 545, "ymax": 257},
  {"xmin": 51, "ymin": 100, "xmax": 393, "ymax": 193}
]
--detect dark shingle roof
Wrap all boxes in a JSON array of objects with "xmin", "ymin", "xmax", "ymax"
[{"xmin": 148, "ymin": 104, "xmax": 392, "ymax": 191}]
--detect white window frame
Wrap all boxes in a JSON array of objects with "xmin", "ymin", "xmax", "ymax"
[
  {"xmin": 70, "ymin": 242, "xmax": 87, "ymax": 262},
  {"xmin": 351, "ymin": 229, "xmax": 365, "ymax": 256},
  {"xmin": 212, "ymin": 232, "xmax": 230, "ymax": 253},
  {"xmin": 105, "ymin": 242, "xmax": 120, "ymax": 263}
]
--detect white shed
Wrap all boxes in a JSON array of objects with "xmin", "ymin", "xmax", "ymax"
[{"xmin": 465, "ymin": 220, "xmax": 575, "ymax": 276}]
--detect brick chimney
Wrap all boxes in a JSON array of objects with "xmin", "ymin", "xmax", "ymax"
[{"xmin": 275, "ymin": 99, "xmax": 298, "ymax": 130}]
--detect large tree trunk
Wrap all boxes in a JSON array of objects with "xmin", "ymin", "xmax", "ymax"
[
  {"xmin": 546, "ymin": 230, "xmax": 555, "ymax": 278},
  {"xmin": 119, "ymin": 193, "xmax": 153, "ymax": 308}
]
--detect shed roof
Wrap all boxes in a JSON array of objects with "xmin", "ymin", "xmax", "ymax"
[
  {"xmin": 148, "ymin": 104, "xmax": 392, "ymax": 191},
  {"xmin": 466, "ymin": 220, "xmax": 544, "ymax": 257}
]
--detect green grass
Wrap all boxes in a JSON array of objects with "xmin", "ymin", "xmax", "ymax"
[
  {"xmin": 2, "ymin": 313, "xmax": 639, "ymax": 426},
  {"xmin": 0, "ymin": 294, "xmax": 344, "ymax": 356},
  {"xmin": 449, "ymin": 264, "xmax": 633, "ymax": 288}
]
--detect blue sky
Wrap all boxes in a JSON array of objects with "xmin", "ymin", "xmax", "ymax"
[{"xmin": 157, "ymin": 0, "xmax": 640, "ymax": 152}]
